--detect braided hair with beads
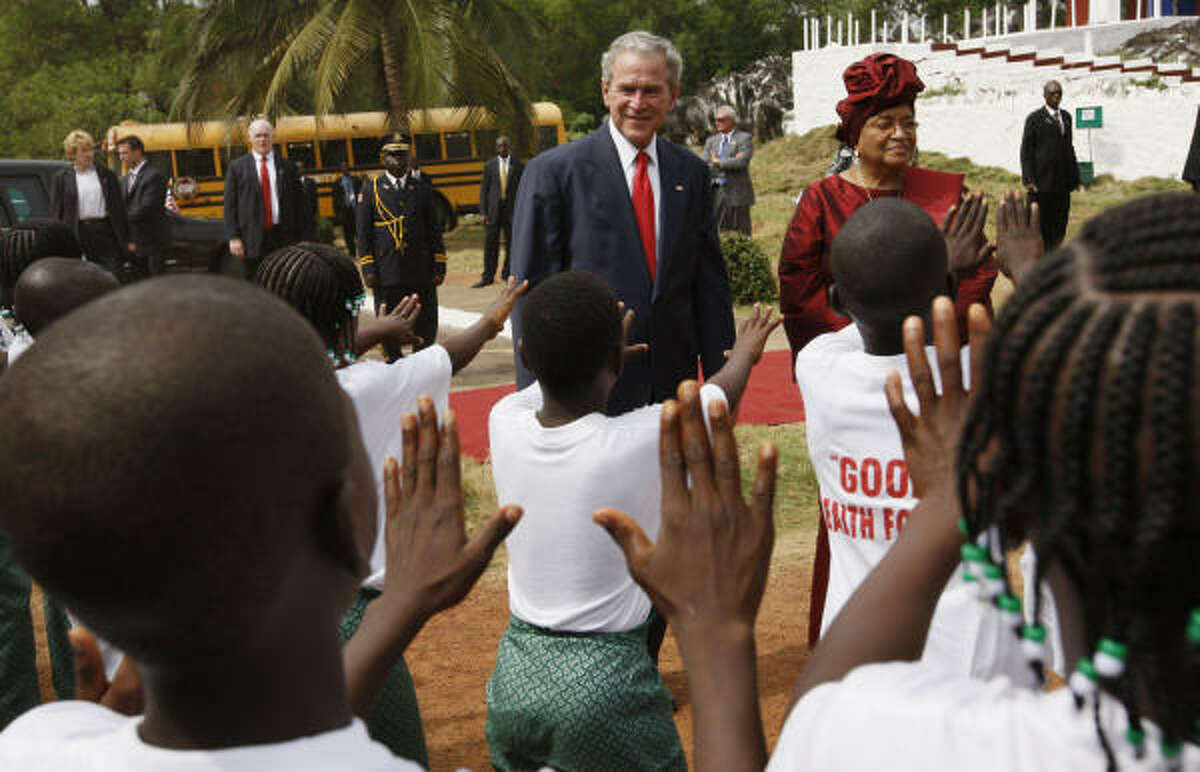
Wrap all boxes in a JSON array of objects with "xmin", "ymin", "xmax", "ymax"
[
  {"xmin": 956, "ymin": 192, "xmax": 1200, "ymax": 769},
  {"xmin": 255, "ymin": 242, "xmax": 366, "ymax": 366}
]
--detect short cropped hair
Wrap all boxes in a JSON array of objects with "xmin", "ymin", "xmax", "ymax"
[
  {"xmin": 715, "ymin": 105, "xmax": 738, "ymax": 122},
  {"xmin": 601, "ymin": 30, "xmax": 683, "ymax": 88},
  {"xmin": 13, "ymin": 257, "xmax": 119, "ymax": 336},
  {"xmin": 116, "ymin": 135, "xmax": 144, "ymax": 153},
  {"xmin": 62, "ymin": 129, "xmax": 94, "ymax": 160},
  {"xmin": 0, "ymin": 276, "xmax": 351, "ymax": 668},
  {"xmin": 520, "ymin": 271, "xmax": 622, "ymax": 400}
]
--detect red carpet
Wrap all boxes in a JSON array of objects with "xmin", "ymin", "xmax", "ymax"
[{"xmin": 449, "ymin": 349, "xmax": 805, "ymax": 462}]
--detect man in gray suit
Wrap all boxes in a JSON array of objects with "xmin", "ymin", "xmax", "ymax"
[{"xmin": 704, "ymin": 105, "xmax": 755, "ymax": 235}]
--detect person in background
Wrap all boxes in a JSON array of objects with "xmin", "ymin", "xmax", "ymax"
[
  {"xmin": 49, "ymin": 130, "xmax": 133, "ymax": 282},
  {"xmin": 1020, "ymin": 80, "xmax": 1081, "ymax": 250},
  {"xmin": 475, "ymin": 136, "xmax": 523, "ymax": 287},
  {"xmin": 295, "ymin": 159, "xmax": 319, "ymax": 242},
  {"xmin": 1182, "ymin": 105, "xmax": 1200, "ymax": 192},
  {"xmin": 117, "ymin": 135, "xmax": 170, "ymax": 278},
  {"xmin": 704, "ymin": 105, "xmax": 755, "ymax": 235},
  {"xmin": 334, "ymin": 163, "xmax": 363, "ymax": 256}
]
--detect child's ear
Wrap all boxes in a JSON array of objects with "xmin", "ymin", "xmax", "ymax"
[
  {"xmin": 319, "ymin": 476, "xmax": 370, "ymax": 580},
  {"xmin": 828, "ymin": 284, "xmax": 845, "ymax": 315}
]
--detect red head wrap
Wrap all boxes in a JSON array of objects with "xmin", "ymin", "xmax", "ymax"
[{"xmin": 835, "ymin": 54, "xmax": 925, "ymax": 148}]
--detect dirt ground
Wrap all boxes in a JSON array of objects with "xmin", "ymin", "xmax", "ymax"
[{"xmin": 405, "ymin": 534, "xmax": 815, "ymax": 771}]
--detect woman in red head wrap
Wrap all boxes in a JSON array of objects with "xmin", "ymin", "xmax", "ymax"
[{"xmin": 778, "ymin": 53, "xmax": 997, "ymax": 645}]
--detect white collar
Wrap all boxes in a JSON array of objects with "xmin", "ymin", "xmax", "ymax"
[
  {"xmin": 384, "ymin": 171, "xmax": 402, "ymax": 187},
  {"xmin": 607, "ymin": 118, "xmax": 658, "ymax": 170},
  {"xmin": 1045, "ymin": 105, "xmax": 1060, "ymax": 116},
  {"xmin": 253, "ymin": 150, "xmax": 274, "ymax": 165},
  {"xmin": 128, "ymin": 160, "xmax": 145, "ymax": 176}
]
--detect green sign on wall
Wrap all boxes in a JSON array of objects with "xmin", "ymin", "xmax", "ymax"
[{"xmin": 1076, "ymin": 106, "xmax": 1103, "ymax": 129}]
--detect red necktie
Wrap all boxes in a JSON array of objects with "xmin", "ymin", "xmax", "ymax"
[
  {"xmin": 260, "ymin": 156, "xmax": 273, "ymax": 231},
  {"xmin": 632, "ymin": 151, "xmax": 655, "ymax": 281}
]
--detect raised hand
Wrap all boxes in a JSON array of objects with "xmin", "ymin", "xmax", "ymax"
[
  {"xmin": 594, "ymin": 380, "xmax": 776, "ymax": 771},
  {"xmin": 481, "ymin": 276, "xmax": 530, "ymax": 337},
  {"xmin": 994, "ymin": 189, "xmax": 1043, "ymax": 283},
  {"xmin": 70, "ymin": 628, "xmax": 143, "ymax": 716},
  {"xmin": 941, "ymin": 191, "xmax": 992, "ymax": 274},
  {"xmin": 725, "ymin": 304, "xmax": 782, "ymax": 364},
  {"xmin": 884, "ymin": 297, "xmax": 990, "ymax": 499},
  {"xmin": 382, "ymin": 397, "xmax": 522, "ymax": 617},
  {"xmin": 376, "ymin": 294, "xmax": 423, "ymax": 349}
]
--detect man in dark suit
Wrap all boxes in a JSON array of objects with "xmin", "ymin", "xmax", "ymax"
[
  {"xmin": 704, "ymin": 105, "xmax": 756, "ymax": 235},
  {"xmin": 223, "ymin": 119, "xmax": 309, "ymax": 279},
  {"xmin": 117, "ymin": 135, "xmax": 170, "ymax": 277},
  {"xmin": 475, "ymin": 136, "xmax": 523, "ymax": 287},
  {"xmin": 332, "ymin": 163, "xmax": 362, "ymax": 256},
  {"xmin": 1020, "ymin": 81, "xmax": 1081, "ymax": 250},
  {"xmin": 509, "ymin": 30, "xmax": 735, "ymax": 416},
  {"xmin": 295, "ymin": 159, "xmax": 319, "ymax": 242},
  {"xmin": 357, "ymin": 139, "xmax": 447, "ymax": 359}
]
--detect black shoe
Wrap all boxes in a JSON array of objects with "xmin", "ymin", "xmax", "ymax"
[{"xmin": 471, "ymin": 278, "xmax": 494, "ymax": 288}]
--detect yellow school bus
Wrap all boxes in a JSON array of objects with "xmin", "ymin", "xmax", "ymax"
[{"xmin": 104, "ymin": 103, "xmax": 565, "ymax": 221}]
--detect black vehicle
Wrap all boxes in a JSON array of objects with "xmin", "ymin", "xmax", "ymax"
[{"xmin": 0, "ymin": 159, "xmax": 234, "ymax": 274}]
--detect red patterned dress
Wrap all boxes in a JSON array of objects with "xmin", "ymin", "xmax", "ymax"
[{"xmin": 778, "ymin": 166, "xmax": 997, "ymax": 645}]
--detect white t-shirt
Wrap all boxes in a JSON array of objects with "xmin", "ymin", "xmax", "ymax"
[
  {"xmin": 796, "ymin": 325, "xmax": 1024, "ymax": 681},
  {"xmin": 336, "ymin": 346, "xmax": 452, "ymax": 589},
  {"xmin": 490, "ymin": 383, "xmax": 726, "ymax": 633},
  {"xmin": 75, "ymin": 168, "xmax": 107, "ymax": 220},
  {"xmin": 769, "ymin": 661, "xmax": 1200, "ymax": 771},
  {"xmin": 0, "ymin": 702, "xmax": 420, "ymax": 770}
]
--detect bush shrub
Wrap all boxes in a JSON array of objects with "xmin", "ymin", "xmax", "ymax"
[{"xmin": 720, "ymin": 231, "xmax": 778, "ymax": 304}]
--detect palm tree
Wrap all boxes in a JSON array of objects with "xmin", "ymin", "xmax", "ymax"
[{"xmin": 172, "ymin": 0, "xmax": 538, "ymax": 151}]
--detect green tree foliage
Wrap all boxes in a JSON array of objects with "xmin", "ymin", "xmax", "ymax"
[
  {"xmin": 0, "ymin": 0, "xmax": 199, "ymax": 159},
  {"xmin": 173, "ymin": 0, "xmax": 538, "ymax": 154}
]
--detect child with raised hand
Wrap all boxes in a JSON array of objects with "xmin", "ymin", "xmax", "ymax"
[
  {"xmin": 795, "ymin": 196, "xmax": 1035, "ymax": 680},
  {"xmin": 0, "ymin": 275, "xmax": 516, "ymax": 769},
  {"xmin": 255, "ymin": 241, "xmax": 526, "ymax": 763},
  {"xmin": 485, "ymin": 270, "xmax": 779, "ymax": 772},
  {"xmin": 607, "ymin": 192, "xmax": 1200, "ymax": 770}
]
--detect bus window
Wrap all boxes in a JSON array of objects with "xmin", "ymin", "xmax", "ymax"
[
  {"xmin": 319, "ymin": 139, "xmax": 349, "ymax": 169},
  {"xmin": 474, "ymin": 129, "xmax": 499, "ymax": 158},
  {"xmin": 444, "ymin": 131, "xmax": 471, "ymax": 160},
  {"xmin": 414, "ymin": 133, "xmax": 442, "ymax": 162},
  {"xmin": 145, "ymin": 151, "xmax": 172, "ymax": 179},
  {"xmin": 537, "ymin": 126, "xmax": 559, "ymax": 152},
  {"xmin": 177, "ymin": 147, "xmax": 217, "ymax": 179},
  {"xmin": 351, "ymin": 136, "xmax": 384, "ymax": 167},
  {"xmin": 286, "ymin": 141, "xmax": 316, "ymax": 169}
]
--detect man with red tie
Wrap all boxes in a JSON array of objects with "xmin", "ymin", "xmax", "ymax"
[
  {"xmin": 508, "ymin": 30, "xmax": 734, "ymax": 416},
  {"xmin": 223, "ymin": 119, "xmax": 310, "ymax": 279}
]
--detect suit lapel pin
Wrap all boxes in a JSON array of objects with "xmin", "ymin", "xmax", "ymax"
[{"xmin": 674, "ymin": 184, "xmax": 684, "ymax": 192}]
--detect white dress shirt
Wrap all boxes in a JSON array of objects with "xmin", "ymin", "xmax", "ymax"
[
  {"xmin": 607, "ymin": 119, "xmax": 661, "ymax": 257},
  {"xmin": 1045, "ymin": 104, "xmax": 1064, "ymax": 134},
  {"xmin": 75, "ymin": 168, "xmax": 106, "ymax": 220},
  {"xmin": 125, "ymin": 160, "xmax": 145, "ymax": 192},
  {"xmin": 252, "ymin": 151, "xmax": 280, "ymax": 225}
]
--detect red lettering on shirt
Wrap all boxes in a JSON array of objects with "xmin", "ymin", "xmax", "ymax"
[
  {"xmin": 883, "ymin": 508, "xmax": 896, "ymax": 540},
  {"xmin": 859, "ymin": 507, "xmax": 875, "ymax": 539},
  {"xmin": 840, "ymin": 456, "xmax": 857, "ymax": 494},
  {"xmin": 885, "ymin": 459, "xmax": 909, "ymax": 498},
  {"xmin": 860, "ymin": 457, "xmax": 882, "ymax": 497}
]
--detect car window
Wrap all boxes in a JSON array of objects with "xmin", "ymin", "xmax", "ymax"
[{"xmin": 0, "ymin": 175, "xmax": 51, "ymax": 221}]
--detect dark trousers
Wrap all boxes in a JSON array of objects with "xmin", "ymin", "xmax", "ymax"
[
  {"xmin": 482, "ymin": 213, "xmax": 512, "ymax": 282},
  {"xmin": 1033, "ymin": 190, "xmax": 1071, "ymax": 251},
  {"xmin": 338, "ymin": 211, "xmax": 357, "ymax": 257},
  {"xmin": 375, "ymin": 283, "xmax": 438, "ymax": 361},
  {"xmin": 78, "ymin": 218, "xmax": 132, "ymax": 282},
  {"xmin": 713, "ymin": 187, "xmax": 751, "ymax": 236},
  {"xmin": 243, "ymin": 227, "xmax": 291, "ymax": 280}
]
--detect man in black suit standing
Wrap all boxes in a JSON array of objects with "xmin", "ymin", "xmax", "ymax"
[
  {"xmin": 117, "ymin": 135, "xmax": 170, "ymax": 277},
  {"xmin": 223, "ymin": 119, "xmax": 309, "ymax": 279},
  {"xmin": 474, "ymin": 136, "xmax": 523, "ymax": 287},
  {"xmin": 332, "ymin": 163, "xmax": 362, "ymax": 256},
  {"xmin": 509, "ymin": 30, "xmax": 734, "ymax": 416},
  {"xmin": 1020, "ymin": 80, "xmax": 1081, "ymax": 250}
]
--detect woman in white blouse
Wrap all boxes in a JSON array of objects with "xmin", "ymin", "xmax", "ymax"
[{"xmin": 49, "ymin": 129, "xmax": 133, "ymax": 281}]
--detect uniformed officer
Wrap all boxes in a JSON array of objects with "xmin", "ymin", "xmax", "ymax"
[{"xmin": 356, "ymin": 137, "xmax": 446, "ymax": 359}]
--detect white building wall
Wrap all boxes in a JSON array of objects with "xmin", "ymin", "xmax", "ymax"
[{"xmin": 791, "ymin": 42, "xmax": 1199, "ymax": 181}]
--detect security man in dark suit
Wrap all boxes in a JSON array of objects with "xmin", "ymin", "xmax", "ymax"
[
  {"xmin": 357, "ymin": 138, "xmax": 446, "ymax": 359},
  {"xmin": 1020, "ymin": 80, "xmax": 1081, "ymax": 250},
  {"xmin": 117, "ymin": 135, "xmax": 170, "ymax": 277},
  {"xmin": 332, "ymin": 163, "xmax": 362, "ymax": 256},
  {"xmin": 474, "ymin": 136, "xmax": 523, "ymax": 287},
  {"xmin": 223, "ymin": 118, "xmax": 309, "ymax": 279}
]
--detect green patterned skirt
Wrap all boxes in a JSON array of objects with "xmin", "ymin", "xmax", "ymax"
[
  {"xmin": 337, "ymin": 586, "xmax": 429, "ymax": 767},
  {"xmin": 486, "ymin": 615, "xmax": 686, "ymax": 772},
  {"xmin": 0, "ymin": 532, "xmax": 74, "ymax": 729}
]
